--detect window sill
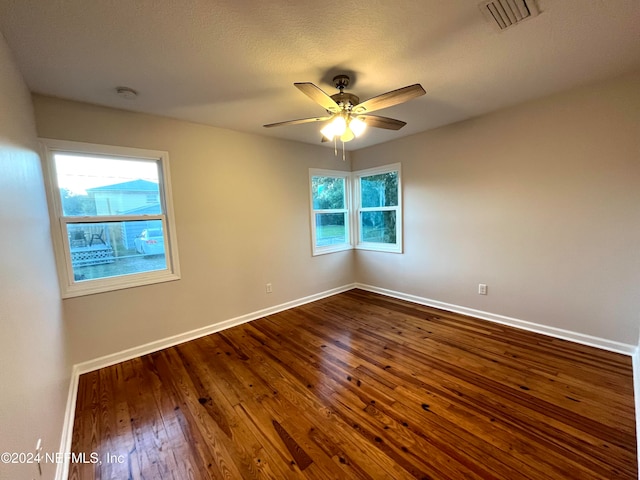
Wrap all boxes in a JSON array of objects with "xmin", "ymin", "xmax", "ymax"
[
  {"xmin": 312, "ymin": 244, "xmax": 353, "ymax": 256},
  {"xmin": 61, "ymin": 270, "xmax": 181, "ymax": 298},
  {"xmin": 355, "ymin": 243, "xmax": 403, "ymax": 254}
]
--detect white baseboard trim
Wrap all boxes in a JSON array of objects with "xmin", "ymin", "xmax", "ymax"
[
  {"xmin": 355, "ymin": 283, "xmax": 636, "ymax": 356},
  {"xmin": 632, "ymin": 346, "xmax": 640, "ymax": 477},
  {"xmin": 75, "ymin": 283, "xmax": 357, "ymax": 375},
  {"xmin": 55, "ymin": 365, "xmax": 80, "ymax": 480}
]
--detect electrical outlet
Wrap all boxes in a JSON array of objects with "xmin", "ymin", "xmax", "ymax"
[
  {"xmin": 478, "ymin": 284, "xmax": 488, "ymax": 295},
  {"xmin": 265, "ymin": 283, "xmax": 272, "ymax": 294}
]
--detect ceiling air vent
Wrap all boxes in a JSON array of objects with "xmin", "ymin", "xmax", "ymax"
[{"xmin": 479, "ymin": 0, "xmax": 540, "ymax": 31}]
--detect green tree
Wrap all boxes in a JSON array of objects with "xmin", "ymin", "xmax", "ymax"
[
  {"xmin": 60, "ymin": 188, "xmax": 97, "ymax": 216},
  {"xmin": 360, "ymin": 172, "xmax": 398, "ymax": 243},
  {"xmin": 312, "ymin": 176, "xmax": 345, "ymax": 210},
  {"xmin": 361, "ymin": 172, "xmax": 398, "ymax": 208}
]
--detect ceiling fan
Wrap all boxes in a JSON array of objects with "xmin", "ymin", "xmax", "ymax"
[{"xmin": 263, "ymin": 75, "xmax": 426, "ymax": 145}]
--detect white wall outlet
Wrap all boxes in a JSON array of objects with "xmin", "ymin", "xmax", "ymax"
[
  {"xmin": 265, "ymin": 283, "xmax": 272, "ymax": 294},
  {"xmin": 478, "ymin": 283, "xmax": 488, "ymax": 295}
]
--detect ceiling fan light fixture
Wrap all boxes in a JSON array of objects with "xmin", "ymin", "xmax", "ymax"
[
  {"xmin": 319, "ymin": 123, "xmax": 335, "ymax": 141},
  {"xmin": 350, "ymin": 117, "xmax": 366, "ymax": 137},
  {"xmin": 340, "ymin": 128, "xmax": 355, "ymax": 142},
  {"xmin": 264, "ymin": 75, "xmax": 425, "ymax": 151},
  {"xmin": 320, "ymin": 115, "xmax": 347, "ymax": 140}
]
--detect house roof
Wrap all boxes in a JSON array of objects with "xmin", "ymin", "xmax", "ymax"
[
  {"xmin": 87, "ymin": 179, "xmax": 159, "ymax": 193},
  {"xmin": 0, "ymin": 1, "xmax": 638, "ymax": 150}
]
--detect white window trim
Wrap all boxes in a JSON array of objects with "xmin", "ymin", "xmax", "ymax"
[
  {"xmin": 354, "ymin": 163, "xmax": 403, "ymax": 253},
  {"xmin": 308, "ymin": 164, "xmax": 403, "ymax": 256},
  {"xmin": 309, "ymin": 168, "xmax": 352, "ymax": 256},
  {"xmin": 40, "ymin": 138, "xmax": 181, "ymax": 298}
]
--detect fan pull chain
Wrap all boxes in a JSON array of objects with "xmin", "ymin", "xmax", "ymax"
[
  {"xmin": 334, "ymin": 137, "xmax": 337, "ymax": 156},
  {"xmin": 342, "ymin": 141, "xmax": 346, "ymax": 161}
]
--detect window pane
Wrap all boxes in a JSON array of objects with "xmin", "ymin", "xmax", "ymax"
[
  {"xmin": 68, "ymin": 220, "xmax": 167, "ymax": 281},
  {"xmin": 315, "ymin": 213, "xmax": 347, "ymax": 246},
  {"xmin": 360, "ymin": 172, "xmax": 398, "ymax": 208},
  {"xmin": 361, "ymin": 210, "xmax": 396, "ymax": 244},
  {"xmin": 54, "ymin": 153, "xmax": 161, "ymax": 216},
  {"xmin": 312, "ymin": 176, "xmax": 345, "ymax": 210}
]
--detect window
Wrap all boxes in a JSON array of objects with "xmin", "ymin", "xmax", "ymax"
[
  {"xmin": 355, "ymin": 163, "xmax": 402, "ymax": 253},
  {"xmin": 308, "ymin": 163, "xmax": 402, "ymax": 255},
  {"xmin": 309, "ymin": 169, "xmax": 351, "ymax": 255},
  {"xmin": 40, "ymin": 139, "xmax": 181, "ymax": 297}
]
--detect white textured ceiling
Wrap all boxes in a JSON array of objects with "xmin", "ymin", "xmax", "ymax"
[{"xmin": 0, "ymin": 0, "xmax": 638, "ymax": 150}]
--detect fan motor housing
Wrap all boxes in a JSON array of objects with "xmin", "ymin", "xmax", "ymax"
[{"xmin": 330, "ymin": 92, "xmax": 360, "ymax": 111}]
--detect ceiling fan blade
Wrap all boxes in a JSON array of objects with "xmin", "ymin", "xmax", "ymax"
[
  {"xmin": 294, "ymin": 83, "xmax": 341, "ymax": 113},
  {"xmin": 359, "ymin": 115, "xmax": 407, "ymax": 130},
  {"xmin": 321, "ymin": 135, "xmax": 330, "ymax": 143},
  {"xmin": 352, "ymin": 84, "xmax": 426, "ymax": 114},
  {"xmin": 263, "ymin": 115, "xmax": 332, "ymax": 128}
]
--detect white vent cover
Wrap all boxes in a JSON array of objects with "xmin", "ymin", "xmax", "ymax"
[{"xmin": 479, "ymin": 0, "xmax": 540, "ymax": 31}]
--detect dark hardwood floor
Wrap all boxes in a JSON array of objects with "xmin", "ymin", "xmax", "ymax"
[{"xmin": 70, "ymin": 289, "xmax": 637, "ymax": 479}]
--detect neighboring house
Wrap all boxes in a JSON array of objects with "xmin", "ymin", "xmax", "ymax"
[
  {"xmin": 74, "ymin": 179, "xmax": 162, "ymax": 258},
  {"xmin": 87, "ymin": 179, "xmax": 161, "ymax": 215}
]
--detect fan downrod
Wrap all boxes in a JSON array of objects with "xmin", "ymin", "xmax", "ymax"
[
  {"xmin": 333, "ymin": 75, "xmax": 350, "ymax": 91},
  {"xmin": 330, "ymin": 75, "xmax": 359, "ymax": 110}
]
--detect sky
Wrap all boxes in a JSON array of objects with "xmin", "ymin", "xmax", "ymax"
[{"xmin": 54, "ymin": 153, "xmax": 159, "ymax": 195}]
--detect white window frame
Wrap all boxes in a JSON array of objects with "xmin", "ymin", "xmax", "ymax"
[
  {"xmin": 40, "ymin": 138, "xmax": 181, "ymax": 298},
  {"xmin": 354, "ymin": 163, "xmax": 403, "ymax": 253},
  {"xmin": 309, "ymin": 169, "xmax": 352, "ymax": 256}
]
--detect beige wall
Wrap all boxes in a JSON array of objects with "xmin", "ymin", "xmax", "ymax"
[
  {"xmin": 352, "ymin": 72, "xmax": 640, "ymax": 344},
  {"xmin": 32, "ymin": 95, "xmax": 355, "ymax": 364},
  {"xmin": 0, "ymin": 36, "xmax": 69, "ymax": 479}
]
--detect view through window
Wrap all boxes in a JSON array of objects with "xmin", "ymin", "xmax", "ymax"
[
  {"xmin": 309, "ymin": 170, "xmax": 351, "ymax": 255},
  {"xmin": 309, "ymin": 164, "xmax": 402, "ymax": 255},
  {"xmin": 357, "ymin": 169, "xmax": 400, "ymax": 247},
  {"xmin": 42, "ymin": 140, "xmax": 180, "ymax": 297}
]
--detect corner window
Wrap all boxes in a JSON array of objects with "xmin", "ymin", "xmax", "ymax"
[
  {"xmin": 354, "ymin": 163, "xmax": 402, "ymax": 253},
  {"xmin": 40, "ymin": 139, "xmax": 181, "ymax": 297},
  {"xmin": 309, "ymin": 169, "xmax": 351, "ymax": 255},
  {"xmin": 308, "ymin": 163, "xmax": 402, "ymax": 255}
]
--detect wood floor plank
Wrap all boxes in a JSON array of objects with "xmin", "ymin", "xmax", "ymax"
[{"xmin": 71, "ymin": 289, "xmax": 637, "ymax": 479}]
